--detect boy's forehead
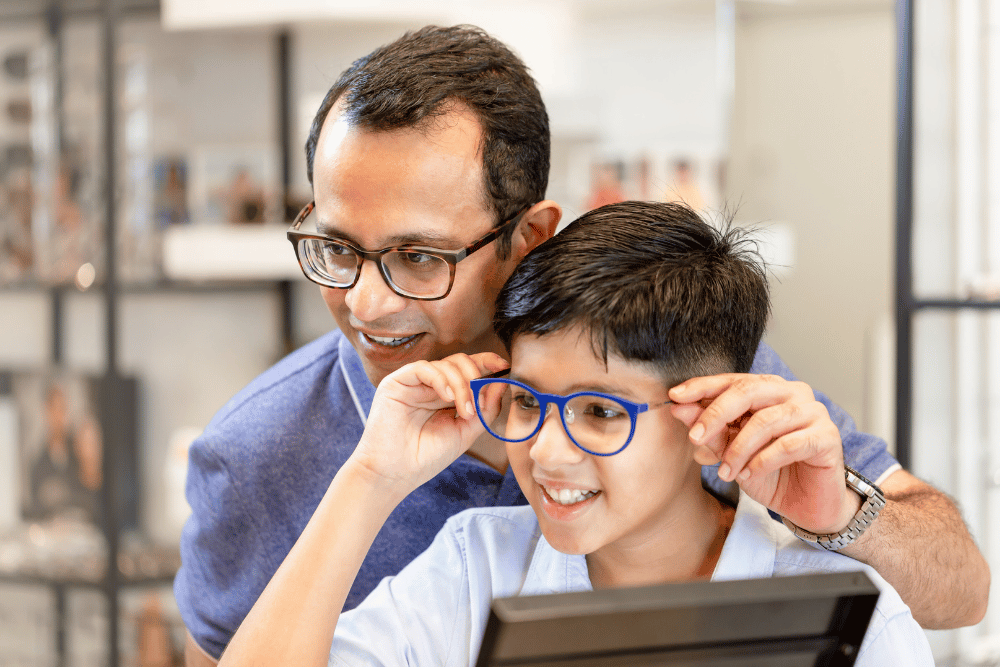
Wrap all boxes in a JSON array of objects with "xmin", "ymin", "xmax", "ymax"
[{"xmin": 509, "ymin": 328, "xmax": 668, "ymax": 394}]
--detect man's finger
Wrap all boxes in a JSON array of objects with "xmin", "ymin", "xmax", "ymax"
[{"xmin": 682, "ymin": 376, "xmax": 811, "ymax": 449}]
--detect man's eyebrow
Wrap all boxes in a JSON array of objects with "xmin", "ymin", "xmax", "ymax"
[{"xmin": 315, "ymin": 221, "xmax": 465, "ymax": 249}]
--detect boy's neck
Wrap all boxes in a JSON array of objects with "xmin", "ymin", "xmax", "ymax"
[{"xmin": 585, "ymin": 483, "xmax": 736, "ymax": 590}]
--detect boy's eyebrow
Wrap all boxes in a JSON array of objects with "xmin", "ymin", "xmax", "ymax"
[
  {"xmin": 501, "ymin": 370, "xmax": 647, "ymax": 401},
  {"xmin": 482, "ymin": 368, "xmax": 511, "ymax": 379}
]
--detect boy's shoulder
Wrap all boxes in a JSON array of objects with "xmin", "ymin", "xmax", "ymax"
[{"xmin": 444, "ymin": 505, "xmax": 540, "ymax": 536}]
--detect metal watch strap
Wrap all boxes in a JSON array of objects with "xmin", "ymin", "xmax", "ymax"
[{"xmin": 782, "ymin": 465, "xmax": 886, "ymax": 551}]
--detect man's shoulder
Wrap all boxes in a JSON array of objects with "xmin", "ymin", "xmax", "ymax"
[
  {"xmin": 190, "ymin": 328, "xmax": 365, "ymax": 486},
  {"xmin": 209, "ymin": 329, "xmax": 348, "ymax": 427}
]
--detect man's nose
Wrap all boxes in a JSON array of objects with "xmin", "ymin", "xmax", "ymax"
[
  {"xmin": 343, "ymin": 259, "xmax": 408, "ymax": 322},
  {"xmin": 529, "ymin": 405, "xmax": 585, "ymax": 468}
]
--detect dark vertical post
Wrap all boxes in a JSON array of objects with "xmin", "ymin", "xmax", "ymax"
[
  {"xmin": 53, "ymin": 584, "xmax": 66, "ymax": 667},
  {"xmin": 894, "ymin": 0, "xmax": 915, "ymax": 470},
  {"xmin": 46, "ymin": 1, "xmax": 64, "ymax": 366},
  {"xmin": 100, "ymin": 1, "xmax": 122, "ymax": 666},
  {"xmin": 277, "ymin": 30, "xmax": 295, "ymax": 354}
]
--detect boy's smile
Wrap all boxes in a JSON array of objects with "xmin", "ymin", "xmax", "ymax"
[{"xmin": 505, "ymin": 326, "xmax": 729, "ymax": 586}]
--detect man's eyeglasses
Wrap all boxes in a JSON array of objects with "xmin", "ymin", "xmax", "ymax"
[
  {"xmin": 286, "ymin": 202, "xmax": 528, "ymax": 301},
  {"xmin": 470, "ymin": 371, "xmax": 674, "ymax": 457}
]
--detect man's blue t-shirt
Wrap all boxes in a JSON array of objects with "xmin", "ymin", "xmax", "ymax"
[{"xmin": 173, "ymin": 330, "xmax": 898, "ymax": 659}]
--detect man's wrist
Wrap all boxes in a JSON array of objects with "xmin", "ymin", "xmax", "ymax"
[{"xmin": 783, "ymin": 466, "xmax": 886, "ymax": 551}]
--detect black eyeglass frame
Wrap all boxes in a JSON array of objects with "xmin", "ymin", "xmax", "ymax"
[{"xmin": 286, "ymin": 202, "xmax": 530, "ymax": 301}]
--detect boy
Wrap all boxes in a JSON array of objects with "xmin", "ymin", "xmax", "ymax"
[{"xmin": 219, "ymin": 202, "xmax": 932, "ymax": 666}]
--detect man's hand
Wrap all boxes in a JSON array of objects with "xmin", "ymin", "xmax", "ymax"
[
  {"xmin": 349, "ymin": 352, "xmax": 509, "ymax": 498},
  {"xmin": 668, "ymin": 372, "xmax": 990, "ymax": 629},
  {"xmin": 668, "ymin": 373, "xmax": 859, "ymax": 535}
]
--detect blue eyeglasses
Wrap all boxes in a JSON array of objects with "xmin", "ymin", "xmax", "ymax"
[{"xmin": 470, "ymin": 371, "xmax": 673, "ymax": 457}]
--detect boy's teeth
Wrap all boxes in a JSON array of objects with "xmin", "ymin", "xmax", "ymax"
[{"xmin": 544, "ymin": 486, "xmax": 598, "ymax": 505}]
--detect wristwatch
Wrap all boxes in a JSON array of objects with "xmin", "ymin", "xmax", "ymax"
[{"xmin": 782, "ymin": 465, "xmax": 886, "ymax": 551}]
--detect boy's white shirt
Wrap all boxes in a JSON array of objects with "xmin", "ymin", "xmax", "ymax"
[{"xmin": 329, "ymin": 490, "xmax": 933, "ymax": 666}]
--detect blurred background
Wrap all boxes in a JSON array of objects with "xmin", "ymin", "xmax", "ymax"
[{"xmin": 0, "ymin": 0, "xmax": 996, "ymax": 665}]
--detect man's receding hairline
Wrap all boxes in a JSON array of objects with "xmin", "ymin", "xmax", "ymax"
[{"xmin": 315, "ymin": 98, "xmax": 492, "ymax": 216}]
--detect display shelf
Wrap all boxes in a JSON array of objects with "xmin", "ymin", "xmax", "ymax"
[{"xmin": 0, "ymin": 1, "xmax": 299, "ymax": 665}]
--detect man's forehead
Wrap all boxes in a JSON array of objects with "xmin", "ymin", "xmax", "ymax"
[{"xmin": 319, "ymin": 98, "xmax": 485, "ymax": 158}]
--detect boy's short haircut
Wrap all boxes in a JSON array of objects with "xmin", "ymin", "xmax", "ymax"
[
  {"xmin": 304, "ymin": 24, "xmax": 549, "ymax": 259},
  {"xmin": 493, "ymin": 201, "xmax": 770, "ymax": 385}
]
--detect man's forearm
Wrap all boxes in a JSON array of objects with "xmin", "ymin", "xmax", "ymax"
[{"xmin": 841, "ymin": 469, "xmax": 989, "ymax": 629}]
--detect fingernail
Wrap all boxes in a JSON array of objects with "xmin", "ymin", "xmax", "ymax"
[
  {"xmin": 466, "ymin": 401, "xmax": 474, "ymax": 416},
  {"xmin": 446, "ymin": 387, "xmax": 455, "ymax": 401},
  {"xmin": 738, "ymin": 468, "xmax": 750, "ymax": 482},
  {"xmin": 719, "ymin": 463, "xmax": 731, "ymax": 481},
  {"xmin": 690, "ymin": 423, "xmax": 705, "ymax": 443}
]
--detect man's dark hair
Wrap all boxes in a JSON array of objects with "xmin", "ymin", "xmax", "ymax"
[
  {"xmin": 494, "ymin": 201, "xmax": 770, "ymax": 385},
  {"xmin": 305, "ymin": 25, "xmax": 549, "ymax": 258}
]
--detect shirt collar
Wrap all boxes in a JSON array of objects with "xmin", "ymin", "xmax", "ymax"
[
  {"xmin": 712, "ymin": 490, "xmax": 779, "ymax": 581},
  {"xmin": 338, "ymin": 333, "xmax": 376, "ymax": 423},
  {"xmin": 521, "ymin": 522, "xmax": 592, "ymax": 597},
  {"xmin": 516, "ymin": 491, "xmax": 780, "ymax": 596}
]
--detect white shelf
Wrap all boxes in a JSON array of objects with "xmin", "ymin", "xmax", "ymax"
[{"xmin": 162, "ymin": 224, "xmax": 304, "ymax": 282}]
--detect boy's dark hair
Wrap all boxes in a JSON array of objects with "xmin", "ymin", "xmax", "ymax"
[
  {"xmin": 305, "ymin": 25, "xmax": 549, "ymax": 259},
  {"xmin": 494, "ymin": 201, "xmax": 770, "ymax": 384}
]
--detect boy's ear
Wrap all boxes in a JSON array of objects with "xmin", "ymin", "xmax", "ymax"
[{"xmin": 512, "ymin": 200, "xmax": 561, "ymax": 260}]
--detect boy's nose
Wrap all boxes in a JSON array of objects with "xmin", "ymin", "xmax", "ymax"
[{"xmin": 528, "ymin": 408, "xmax": 585, "ymax": 468}]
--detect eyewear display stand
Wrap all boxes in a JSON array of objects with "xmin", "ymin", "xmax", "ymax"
[{"xmin": 0, "ymin": 2, "xmax": 300, "ymax": 665}]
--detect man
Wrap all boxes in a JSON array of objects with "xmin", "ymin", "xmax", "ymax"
[{"xmin": 176, "ymin": 24, "xmax": 988, "ymax": 666}]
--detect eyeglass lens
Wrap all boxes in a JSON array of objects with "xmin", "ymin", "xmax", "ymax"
[
  {"xmin": 298, "ymin": 239, "xmax": 453, "ymax": 298},
  {"xmin": 475, "ymin": 382, "xmax": 635, "ymax": 455}
]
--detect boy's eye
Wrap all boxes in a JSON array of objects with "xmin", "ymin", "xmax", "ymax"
[
  {"xmin": 512, "ymin": 391, "xmax": 540, "ymax": 411},
  {"xmin": 581, "ymin": 401, "xmax": 626, "ymax": 420}
]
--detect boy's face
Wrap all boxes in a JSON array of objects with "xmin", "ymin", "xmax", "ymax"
[{"xmin": 505, "ymin": 326, "xmax": 704, "ymax": 560}]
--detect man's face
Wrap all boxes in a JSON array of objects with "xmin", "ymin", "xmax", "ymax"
[
  {"xmin": 505, "ymin": 327, "xmax": 703, "ymax": 562},
  {"xmin": 311, "ymin": 107, "xmax": 520, "ymax": 386}
]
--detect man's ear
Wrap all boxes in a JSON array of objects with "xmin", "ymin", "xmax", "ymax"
[{"xmin": 512, "ymin": 199, "xmax": 561, "ymax": 260}]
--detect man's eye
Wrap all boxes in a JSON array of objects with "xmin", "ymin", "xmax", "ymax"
[
  {"xmin": 398, "ymin": 252, "xmax": 436, "ymax": 266},
  {"xmin": 324, "ymin": 242, "xmax": 353, "ymax": 257}
]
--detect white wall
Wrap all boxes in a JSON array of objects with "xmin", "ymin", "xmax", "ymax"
[{"xmin": 727, "ymin": 3, "xmax": 896, "ymax": 445}]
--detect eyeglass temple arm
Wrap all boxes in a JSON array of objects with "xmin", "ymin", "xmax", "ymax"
[
  {"xmin": 290, "ymin": 201, "xmax": 316, "ymax": 230},
  {"xmin": 459, "ymin": 209, "xmax": 529, "ymax": 259}
]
